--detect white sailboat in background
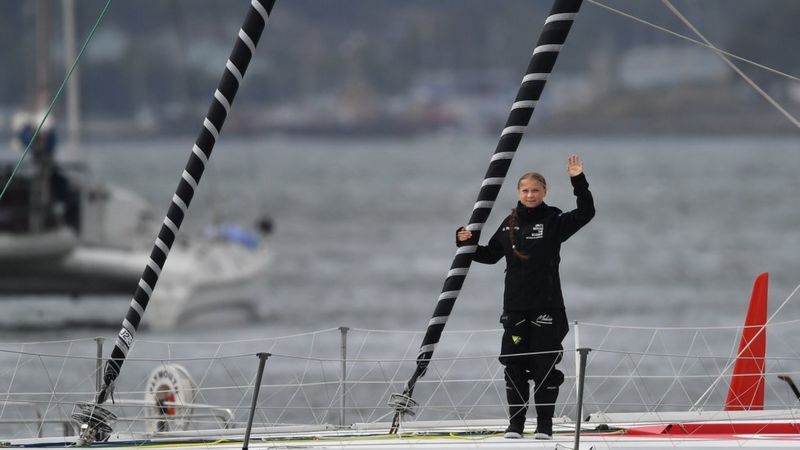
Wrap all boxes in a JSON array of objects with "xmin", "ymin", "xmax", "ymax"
[{"xmin": 0, "ymin": 0, "xmax": 273, "ymax": 330}]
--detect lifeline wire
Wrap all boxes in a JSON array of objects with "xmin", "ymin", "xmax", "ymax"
[
  {"xmin": 692, "ymin": 282, "xmax": 800, "ymax": 410},
  {"xmin": 0, "ymin": 0, "xmax": 114, "ymax": 202}
]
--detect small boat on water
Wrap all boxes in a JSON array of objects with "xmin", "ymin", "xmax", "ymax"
[
  {"xmin": 0, "ymin": 125, "xmax": 273, "ymax": 330},
  {"xmin": 0, "ymin": 0, "xmax": 273, "ymax": 330}
]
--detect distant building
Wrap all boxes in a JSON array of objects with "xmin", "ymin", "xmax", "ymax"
[
  {"xmin": 538, "ymin": 74, "xmax": 598, "ymax": 115},
  {"xmin": 618, "ymin": 45, "xmax": 728, "ymax": 90}
]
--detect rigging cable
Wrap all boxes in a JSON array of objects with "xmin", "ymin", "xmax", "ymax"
[
  {"xmin": 692, "ymin": 281, "xmax": 800, "ymax": 410},
  {"xmin": 659, "ymin": 0, "xmax": 799, "ymax": 129},
  {"xmin": 586, "ymin": 0, "xmax": 800, "ymax": 84},
  {"xmin": 588, "ymin": 0, "xmax": 800, "ymax": 407},
  {"xmin": 0, "ymin": 0, "xmax": 114, "ymax": 202},
  {"xmin": 587, "ymin": 0, "xmax": 800, "ymax": 129},
  {"xmin": 658, "ymin": 0, "xmax": 800, "ymax": 401}
]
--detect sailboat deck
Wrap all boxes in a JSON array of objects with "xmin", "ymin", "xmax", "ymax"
[
  {"xmin": 1, "ymin": 321, "xmax": 800, "ymax": 449},
  {"xmin": 8, "ymin": 420, "xmax": 800, "ymax": 449}
]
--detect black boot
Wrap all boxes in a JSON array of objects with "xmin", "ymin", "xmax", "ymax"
[
  {"xmin": 531, "ymin": 364, "xmax": 563, "ymax": 440},
  {"xmin": 534, "ymin": 417, "xmax": 553, "ymax": 440},
  {"xmin": 504, "ymin": 366, "xmax": 529, "ymax": 438},
  {"xmin": 504, "ymin": 406, "xmax": 526, "ymax": 439},
  {"xmin": 533, "ymin": 385, "xmax": 557, "ymax": 439}
]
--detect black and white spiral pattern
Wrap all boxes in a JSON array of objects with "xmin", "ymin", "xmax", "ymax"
[
  {"xmin": 408, "ymin": 0, "xmax": 583, "ymax": 393},
  {"xmin": 97, "ymin": 0, "xmax": 275, "ymax": 404}
]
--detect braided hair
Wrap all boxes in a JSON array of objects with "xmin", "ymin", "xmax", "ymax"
[{"xmin": 509, "ymin": 172, "xmax": 547, "ymax": 261}]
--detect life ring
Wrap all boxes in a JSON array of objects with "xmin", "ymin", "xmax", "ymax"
[{"xmin": 144, "ymin": 364, "xmax": 197, "ymax": 433}]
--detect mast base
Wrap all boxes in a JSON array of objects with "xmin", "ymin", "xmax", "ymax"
[{"xmin": 71, "ymin": 402, "xmax": 116, "ymax": 446}]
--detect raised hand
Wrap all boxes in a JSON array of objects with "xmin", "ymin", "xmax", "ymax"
[{"xmin": 567, "ymin": 154, "xmax": 583, "ymax": 177}]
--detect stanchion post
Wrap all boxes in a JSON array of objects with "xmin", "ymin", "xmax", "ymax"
[
  {"xmin": 95, "ymin": 337, "xmax": 104, "ymax": 392},
  {"xmin": 573, "ymin": 347, "xmax": 590, "ymax": 450},
  {"xmin": 573, "ymin": 321, "xmax": 580, "ymax": 399},
  {"xmin": 243, "ymin": 352, "xmax": 270, "ymax": 450},
  {"xmin": 339, "ymin": 326, "xmax": 349, "ymax": 427}
]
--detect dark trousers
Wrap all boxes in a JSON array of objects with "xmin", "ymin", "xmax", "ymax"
[{"xmin": 499, "ymin": 309, "xmax": 568, "ymax": 429}]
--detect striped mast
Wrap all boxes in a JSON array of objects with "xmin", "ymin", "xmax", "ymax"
[
  {"xmin": 96, "ymin": 0, "xmax": 275, "ymax": 404},
  {"xmin": 390, "ymin": 0, "xmax": 583, "ymax": 433}
]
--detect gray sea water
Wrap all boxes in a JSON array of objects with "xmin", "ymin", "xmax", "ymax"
[
  {"xmin": 3, "ymin": 133, "xmax": 800, "ymax": 339},
  {"xmin": 1, "ymin": 134, "xmax": 799, "ymax": 433}
]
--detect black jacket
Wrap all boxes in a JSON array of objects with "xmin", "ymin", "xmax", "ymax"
[{"xmin": 464, "ymin": 173, "xmax": 595, "ymax": 312}]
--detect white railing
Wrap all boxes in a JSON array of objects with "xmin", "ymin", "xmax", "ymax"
[{"xmin": 1, "ymin": 321, "xmax": 799, "ymax": 441}]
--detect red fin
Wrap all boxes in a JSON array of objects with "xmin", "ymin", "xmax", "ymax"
[{"xmin": 724, "ymin": 272, "xmax": 768, "ymax": 411}]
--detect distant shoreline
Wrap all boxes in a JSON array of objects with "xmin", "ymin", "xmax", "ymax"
[{"xmin": 2, "ymin": 131, "xmax": 796, "ymax": 154}]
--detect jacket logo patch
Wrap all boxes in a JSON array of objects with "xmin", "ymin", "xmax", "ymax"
[
  {"xmin": 511, "ymin": 335, "xmax": 522, "ymax": 344},
  {"xmin": 534, "ymin": 314, "xmax": 553, "ymax": 326},
  {"xmin": 525, "ymin": 224, "xmax": 544, "ymax": 240}
]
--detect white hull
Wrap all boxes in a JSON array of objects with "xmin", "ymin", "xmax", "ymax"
[
  {"xmin": 8, "ymin": 419, "xmax": 800, "ymax": 449},
  {"xmin": 0, "ymin": 227, "xmax": 77, "ymax": 262},
  {"xmin": 0, "ymin": 236, "xmax": 271, "ymax": 330},
  {"xmin": 0, "ymin": 155, "xmax": 272, "ymax": 330}
]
